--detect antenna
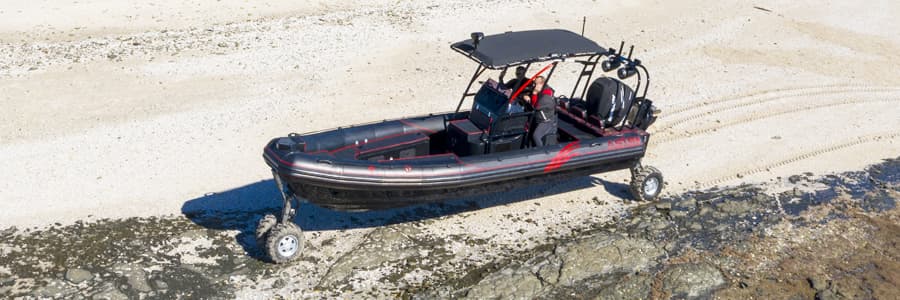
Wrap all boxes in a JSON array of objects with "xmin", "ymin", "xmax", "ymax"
[
  {"xmin": 618, "ymin": 41, "xmax": 625, "ymax": 56},
  {"xmin": 627, "ymin": 45, "xmax": 634, "ymax": 60},
  {"xmin": 581, "ymin": 16, "xmax": 586, "ymax": 36}
]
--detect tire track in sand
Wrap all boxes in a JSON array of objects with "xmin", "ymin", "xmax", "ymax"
[
  {"xmin": 657, "ymin": 87, "xmax": 900, "ymax": 132},
  {"xmin": 653, "ymin": 97, "xmax": 900, "ymax": 144},
  {"xmin": 693, "ymin": 131, "xmax": 900, "ymax": 188}
]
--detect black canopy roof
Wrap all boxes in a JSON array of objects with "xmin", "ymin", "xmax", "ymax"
[{"xmin": 451, "ymin": 29, "xmax": 606, "ymax": 69}]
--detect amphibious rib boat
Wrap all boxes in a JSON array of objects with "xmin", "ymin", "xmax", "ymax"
[{"xmin": 258, "ymin": 29, "xmax": 662, "ymax": 263}]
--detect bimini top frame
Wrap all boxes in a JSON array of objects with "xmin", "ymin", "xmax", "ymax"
[{"xmin": 451, "ymin": 29, "xmax": 651, "ymax": 117}]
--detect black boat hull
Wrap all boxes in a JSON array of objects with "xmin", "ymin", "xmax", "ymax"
[
  {"xmin": 285, "ymin": 158, "xmax": 636, "ymax": 211},
  {"xmin": 263, "ymin": 112, "xmax": 649, "ymax": 211}
]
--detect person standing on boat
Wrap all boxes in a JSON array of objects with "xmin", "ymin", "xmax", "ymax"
[
  {"xmin": 525, "ymin": 76, "xmax": 554, "ymax": 108},
  {"xmin": 532, "ymin": 82, "xmax": 558, "ymax": 146}
]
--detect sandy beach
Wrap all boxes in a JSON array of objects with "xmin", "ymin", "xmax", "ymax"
[
  {"xmin": 1, "ymin": 0, "xmax": 899, "ymax": 297},
  {"xmin": 2, "ymin": 0, "xmax": 898, "ymax": 227}
]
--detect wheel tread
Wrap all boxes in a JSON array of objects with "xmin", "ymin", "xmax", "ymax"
[
  {"xmin": 265, "ymin": 222, "xmax": 304, "ymax": 264},
  {"xmin": 255, "ymin": 214, "xmax": 277, "ymax": 247},
  {"xmin": 630, "ymin": 166, "xmax": 663, "ymax": 201}
]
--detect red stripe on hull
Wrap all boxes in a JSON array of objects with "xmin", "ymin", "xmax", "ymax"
[{"xmin": 544, "ymin": 141, "xmax": 581, "ymax": 173}]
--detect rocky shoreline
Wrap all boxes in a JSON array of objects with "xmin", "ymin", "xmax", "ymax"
[
  {"xmin": 431, "ymin": 158, "xmax": 899, "ymax": 299},
  {"xmin": 1, "ymin": 157, "xmax": 897, "ymax": 299}
]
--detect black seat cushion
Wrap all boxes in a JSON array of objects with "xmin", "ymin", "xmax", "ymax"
[
  {"xmin": 470, "ymin": 105, "xmax": 494, "ymax": 130},
  {"xmin": 491, "ymin": 112, "xmax": 530, "ymax": 137},
  {"xmin": 557, "ymin": 120, "xmax": 595, "ymax": 141}
]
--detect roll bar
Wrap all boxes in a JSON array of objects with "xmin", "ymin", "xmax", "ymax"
[{"xmin": 454, "ymin": 40, "xmax": 652, "ymax": 124}]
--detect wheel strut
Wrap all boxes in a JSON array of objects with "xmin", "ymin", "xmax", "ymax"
[
  {"xmin": 272, "ymin": 170, "xmax": 297, "ymax": 223},
  {"xmin": 630, "ymin": 159, "xmax": 643, "ymax": 174}
]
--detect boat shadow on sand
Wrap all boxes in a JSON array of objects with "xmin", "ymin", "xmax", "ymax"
[{"xmin": 181, "ymin": 175, "xmax": 633, "ymax": 259}]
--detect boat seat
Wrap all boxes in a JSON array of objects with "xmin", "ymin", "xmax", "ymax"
[
  {"xmin": 557, "ymin": 106, "xmax": 604, "ymax": 136},
  {"xmin": 449, "ymin": 119, "xmax": 487, "ymax": 156},
  {"xmin": 358, "ymin": 132, "xmax": 430, "ymax": 160},
  {"xmin": 586, "ymin": 77, "xmax": 634, "ymax": 127},
  {"xmin": 469, "ymin": 104, "xmax": 494, "ymax": 130},
  {"xmin": 568, "ymin": 102, "xmax": 588, "ymax": 120},
  {"xmin": 332, "ymin": 132, "xmax": 430, "ymax": 160},
  {"xmin": 558, "ymin": 119, "xmax": 596, "ymax": 141},
  {"xmin": 489, "ymin": 111, "xmax": 530, "ymax": 137},
  {"xmin": 587, "ymin": 114, "xmax": 604, "ymax": 129}
]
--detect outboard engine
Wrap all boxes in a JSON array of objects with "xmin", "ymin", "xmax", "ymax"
[{"xmin": 631, "ymin": 98, "xmax": 658, "ymax": 130}]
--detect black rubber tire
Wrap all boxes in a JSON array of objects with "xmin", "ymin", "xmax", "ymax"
[
  {"xmin": 630, "ymin": 166, "xmax": 663, "ymax": 201},
  {"xmin": 255, "ymin": 214, "xmax": 277, "ymax": 248},
  {"xmin": 265, "ymin": 223, "xmax": 304, "ymax": 264}
]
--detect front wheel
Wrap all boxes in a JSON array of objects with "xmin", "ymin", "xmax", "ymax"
[
  {"xmin": 630, "ymin": 166, "xmax": 663, "ymax": 201},
  {"xmin": 265, "ymin": 223, "xmax": 304, "ymax": 264}
]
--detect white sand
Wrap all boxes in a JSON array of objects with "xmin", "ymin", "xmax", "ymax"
[{"xmin": 2, "ymin": 0, "xmax": 899, "ymax": 231}]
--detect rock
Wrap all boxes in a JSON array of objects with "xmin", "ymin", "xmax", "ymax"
[
  {"xmin": 675, "ymin": 198, "xmax": 697, "ymax": 210},
  {"xmin": 698, "ymin": 207, "xmax": 712, "ymax": 216},
  {"xmin": 650, "ymin": 220, "xmax": 669, "ymax": 231},
  {"xmin": 0, "ymin": 226, "xmax": 16, "ymax": 237},
  {"xmin": 112, "ymin": 263, "xmax": 152, "ymax": 293},
  {"xmin": 689, "ymin": 223, "xmax": 703, "ymax": 231},
  {"xmin": 629, "ymin": 217, "xmax": 641, "ymax": 225},
  {"xmin": 655, "ymin": 202, "xmax": 672, "ymax": 210},
  {"xmin": 788, "ymin": 175, "xmax": 803, "ymax": 184},
  {"xmin": 466, "ymin": 250, "xmax": 561, "ymax": 299},
  {"xmin": 661, "ymin": 263, "xmax": 725, "ymax": 299},
  {"xmin": 815, "ymin": 289, "xmax": 839, "ymax": 300},
  {"xmin": 716, "ymin": 200, "xmax": 753, "ymax": 215},
  {"xmin": 669, "ymin": 210, "xmax": 690, "ymax": 218},
  {"xmin": 317, "ymin": 225, "xmax": 425, "ymax": 287},
  {"xmin": 91, "ymin": 284, "xmax": 128, "ymax": 300},
  {"xmin": 65, "ymin": 268, "xmax": 94, "ymax": 284},
  {"xmin": 751, "ymin": 193, "xmax": 769, "ymax": 203},
  {"xmin": 807, "ymin": 276, "xmax": 828, "ymax": 291},
  {"xmin": 664, "ymin": 241, "xmax": 677, "ymax": 252},
  {"xmin": 33, "ymin": 279, "xmax": 74, "ymax": 298},
  {"xmin": 531, "ymin": 251, "xmax": 563, "ymax": 285},
  {"xmin": 465, "ymin": 234, "xmax": 662, "ymax": 299},
  {"xmin": 272, "ymin": 278, "xmax": 287, "ymax": 288},
  {"xmin": 594, "ymin": 274, "xmax": 653, "ymax": 300},
  {"xmin": 465, "ymin": 266, "xmax": 544, "ymax": 299},
  {"xmin": 153, "ymin": 279, "xmax": 168, "ymax": 290},
  {"xmin": 557, "ymin": 234, "xmax": 663, "ymax": 285}
]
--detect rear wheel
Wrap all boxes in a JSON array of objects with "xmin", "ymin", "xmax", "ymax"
[
  {"xmin": 265, "ymin": 223, "xmax": 304, "ymax": 264},
  {"xmin": 630, "ymin": 165, "xmax": 663, "ymax": 201}
]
